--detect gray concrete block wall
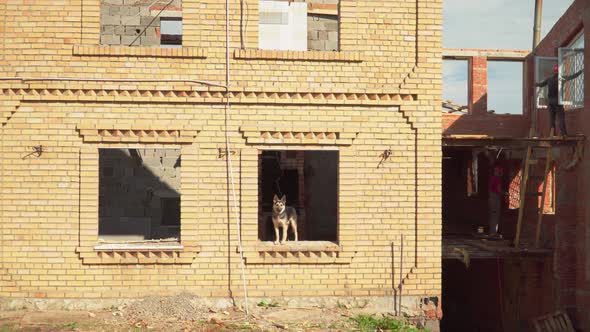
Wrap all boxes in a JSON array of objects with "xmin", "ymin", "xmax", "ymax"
[
  {"xmin": 100, "ymin": 0, "xmax": 182, "ymax": 47},
  {"xmin": 99, "ymin": 148, "xmax": 181, "ymax": 241},
  {"xmin": 296, "ymin": 0, "xmax": 339, "ymax": 51},
  {"xmin": 307, "ymin": 14, "xmax": 338, "ymax": 51}
]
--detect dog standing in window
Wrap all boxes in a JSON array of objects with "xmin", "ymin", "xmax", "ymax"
[{"xmin": 272, "ymin": 194, "xmax": 298, "ymax": 244}]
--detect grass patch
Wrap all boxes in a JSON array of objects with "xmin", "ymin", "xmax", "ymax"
[
  {"xmin": 350, "ymin": 315, "xmax": 429, "ymax": 332},
  {"xmin": 62, "ymin": 322, "xmax": 79, "ymax": 330},
  {"xmin": 0, "ymin": 324, "xmax": 16, "ymax": 332},
  {"xmin": 256, "ymin": 300, "xmax": 279, "ymax": 308}
]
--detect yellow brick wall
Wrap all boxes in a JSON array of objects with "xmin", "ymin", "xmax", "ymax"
[{"xmin": 0, "ymin": 0, "xmax": 442, "ymax": 303}]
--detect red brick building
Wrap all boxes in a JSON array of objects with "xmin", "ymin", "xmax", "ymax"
[{"xmin": 441, "ymin": 1, "xmax": 590, "ymax": 330}]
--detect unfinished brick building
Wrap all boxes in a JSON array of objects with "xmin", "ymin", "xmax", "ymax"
[
  {"xmin": 0, "ymin": 0, "xmax": 442, "ymax": 327},
  {"xmin": 441, "ymin": 1, "xmax": 590, "ymax": 331}
]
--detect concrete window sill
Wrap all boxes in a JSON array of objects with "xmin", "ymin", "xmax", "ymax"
[
  {"xmin": 233, "ymin": 49, "xmax": 362, "ymax": 62},
  {"xmin": 94, "ymin": 243, "xmax": 184, "ymax": 251},
  {"xmin": 244, "ymin": 241, "xmax": 351, "ymax": 265},
  {"xmin": 73, "ymin": 45, "xmax": 207, "ymax": 58},
  {"xmin": 76, "ymin": 243, "xmax": 200, "ymax": 265}
]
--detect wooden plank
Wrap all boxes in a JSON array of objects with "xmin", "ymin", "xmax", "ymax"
[
  {"xmin": 514, "ymin": 146, "xmax": 532, "ymax": 247},
  {"xmin": 535, "ymin": 148, "xmax": 552, "ymax": 247}
]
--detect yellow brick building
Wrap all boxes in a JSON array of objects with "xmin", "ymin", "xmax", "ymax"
[{"xmin": 0, "ymin": 0, "xmax": 442, "ymax": 323}]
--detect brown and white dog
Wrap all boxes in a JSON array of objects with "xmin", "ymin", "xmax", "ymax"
[{"xmin": 272, "ymin": 194, "xmax": 298, "ymax": 244}]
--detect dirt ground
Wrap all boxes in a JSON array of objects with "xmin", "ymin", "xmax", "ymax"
[{"xmin": 0, "ymin": 294, "xmax": 416, "ymax": 332}]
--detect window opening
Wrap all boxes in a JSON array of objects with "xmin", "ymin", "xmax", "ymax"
[
  {"xmin": 443, "ymin": 59, "xmax": 468, "ymax": 113},
  {"xmin": 160, "ymin": 17, "xmax": 182, "ymax": 48},
  {"xmin": 488, "ymin": 61, "xmax": 523, "ymax": 114},
  {"xmin": 259, "ymin": 0, "xmax": 339, "ymax": 51},
  {"xmin": 99, "ymin": 148, "xmax": 181, "ymax": 242},
  {"xmin": 258, "ymin": 150, "xmax": 338, "ymax": 243},
  {"xmin": 100, "ymin": 0, "xmax": 182, "ymax": 47}
]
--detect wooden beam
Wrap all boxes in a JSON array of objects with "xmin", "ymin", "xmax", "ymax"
[
  {"xmin": 443, "ymin": 48, "xmax": 530, "ymax": 61},
  {"xmin": 308, "ymin": 3, "xmax": 338, "ymax": 15}
]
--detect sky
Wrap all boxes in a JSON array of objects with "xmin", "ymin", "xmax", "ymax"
[{"xmin": 443, "ymin": 0, "xmax": 574, "ymax": 114}]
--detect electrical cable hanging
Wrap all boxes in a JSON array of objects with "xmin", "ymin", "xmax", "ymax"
[
  {"xmin": 224, "ymin": 0, "xmax": 250, "ymax": 316},
  {"xmin": 102, "ymin": 0, "xmax": 164, "ymax": 34},
  {"xmin": 129, "ymin": 0, "xmax": 174, "ymax": 46}
]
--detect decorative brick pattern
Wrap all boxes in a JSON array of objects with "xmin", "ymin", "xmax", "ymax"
[
  {"xmin": 233, "ymin": 49, "xmax": 361, "ymax": 62},
  {"xmin": 73, "ymin": 45, "xmax": 207, "ymax": 58},
  {"xmin": 0, "ymin": 0, "xmax": 442, "ymax": 317},
  {"xmin": 0, "ymin": 87, "xmax": 415, "ymax": 106},
  {"xmin": 76, "ymin": 124, "xmax": 200, "ymax": 144},
  {"xmin": 240, "ymin": 127, "xmax": 358, "ymax": 145}
]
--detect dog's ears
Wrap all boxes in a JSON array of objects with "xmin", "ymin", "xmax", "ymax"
[
  {"xmin": 273, "ymin": 194, "xmax": 279, "ymax": 202},
  {"xmin": 281, "ymin": 195, "xmax": 286, "ymax": 203}
]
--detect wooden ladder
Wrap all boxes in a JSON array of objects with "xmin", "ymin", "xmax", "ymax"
[{"xmin": 514, "ymin": 144, "xmax": 553, "ymax": 248}]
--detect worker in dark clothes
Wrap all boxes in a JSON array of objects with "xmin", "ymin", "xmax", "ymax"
[
  {"xmin": 488, "ymin": 165, "xmax": 504, "ymax": 238},
  {"xmin": 535, "ymin": 64, "xmax": 583, "ymax": 136}
]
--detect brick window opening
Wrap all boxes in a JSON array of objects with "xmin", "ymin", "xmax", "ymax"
[
  {"xmin": 98, "ymin": 148, "xmax": 181, "ymax": 242},
  {"xmin": 488, "ymin": 61, "xmax": 523, "ymax": 114},
  {"xmin": 258, "ymin": 150, "xmax": 338, "ymax": 243},
  {"xmin": 100, "ymin": 0, "xmax": 182, "ymax": 47},
  {"xmin": 258, "ymin": 0, "xmax": 339, "ymax": 51},
  {"xmin": 442, "ymin": 59, "xmax": 468, "ymax": 113},
  {"xmin": 160, "ymin": 17, "xmax": 182, "ymax": 48}
]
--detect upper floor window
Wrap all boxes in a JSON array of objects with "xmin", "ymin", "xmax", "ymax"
[
  {"xmin": 258, "ymin": 0, "xmax": 339, "ymax": 51},
  {"xmin": 559, "ymin": 31, "xmax": 585, "ymax": 109},
  {"xmin": 100, "ymin": 0, "xmax": 183, "ymax": 47},
  {"xmin": 534, "ymin": 56, "xmax": 557, "ymax": 109}
]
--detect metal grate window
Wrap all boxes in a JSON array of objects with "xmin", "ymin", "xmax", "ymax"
[{"xmin": 559, "ymin": 48, "xmax": 584, "ymax": 109}]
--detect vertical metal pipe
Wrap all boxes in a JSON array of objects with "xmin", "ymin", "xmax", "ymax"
[
  {"xmin": 399, "ymin": 234, "xmax": 404, "ymax": 315},
  {"xmin": 533, "ymin": 0, "xmax": 544, "ymax": 49},
  {"xmin": 391, "ymin": 242, "xmax": 397, "ymax": 315}
]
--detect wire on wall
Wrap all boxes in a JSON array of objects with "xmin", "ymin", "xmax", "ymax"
[{"xmin": 225, "ymin": 0, "xmax": 250, "ymax": 315}]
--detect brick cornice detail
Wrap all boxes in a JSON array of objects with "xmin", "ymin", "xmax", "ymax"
[
  {"xmin": 233, "ymin": 49, "xmax": 362, "ymax": 62},
  {"xmin": 76, "ymin": 123, "xmax": 200, "ymax": 144},
  {"xmin": 239, "ymin": 126, "xmax": 359, "ymax": 146},
  {"xmin": 73, "ymin": 45, "xmax": 207, "ymax": 58},
  {"xmin": 0, "ymin": 88, "xmax": 417, "ymax": 106}
]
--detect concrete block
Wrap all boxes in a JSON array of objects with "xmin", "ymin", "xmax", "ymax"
[
  {"xmin": 328, "ymin": 31, "xmax": 338, "ymax": 42},
  {"xmin": 108, "ymin": 6, "xmax": 121, "ymax": 16},
  {"xmin": 104, "ymin": 0, "xmax": 125, "ymax": 4},
  {"xmin": 125, "ymin": 26, "xmax": 141, "ymax": 35},
  {"xmin": 325, "ymin": 39, "xmax": 338, "ymax": 51},
  {"xmin": 140, "ymin": 36, "xmax": 160, "ymax": 46},
  {"xmin": 141, "ymin": 16, "xmax": 159, "ymax": 27},
  {"xmin": 100, "ymin": 15, "xmax": 120, "ymax": 25},
  {"xmin": 121, "ymin": 35, "xmax": 140, "ymax": 46},
  {"xmin": 309, "ymin": 40, "xmax": 325, "ymax": 51},
  {"xmin": 144, "ymin": 27, "xmax": 158, "ymax": 38},
  {"xmin": 100, "ymin": 34, "xmax": 121, "ymax": 45},
  {"xmin": 120, "ymin": 6, "xmax": 140, "ymax": 16},
  {"xmin": 120, "ymin": 15, "xmax": 141, "ymax": 26},
  {"xmin": 324, "ymin": 20, "xmax": 339, "ymax": 31}
]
